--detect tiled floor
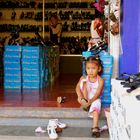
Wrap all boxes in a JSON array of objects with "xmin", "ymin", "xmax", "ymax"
[{"xmin": 0, "ymin": 74, "xmax": 81, "ymax": 108}]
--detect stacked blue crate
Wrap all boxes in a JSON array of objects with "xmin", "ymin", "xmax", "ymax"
[
  {"xmin": 42, "ymin": 46, "xmax": 49, "ymax": 87},
  {"xmin": 100, "ymin": 54, "xmax": 113, "ymax": 107},
  {"xmin": 4, "ymin": 45, "xmax": 22, "ymax": 90},
  {"xmin": 82, "ymin": 51, "xmax": 113, "ymax": 108},
  {"xmin": 22, "ymin": 46, "xmax": 41, "ymax": 90},
  {"xmin": 4, "ymin": 45, "xmax": 49, "ymax": 90}
]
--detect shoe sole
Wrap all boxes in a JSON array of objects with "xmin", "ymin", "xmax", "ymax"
[{"xmin": 92, "ymin": 131, "xmax": 100, "ymax": 137}]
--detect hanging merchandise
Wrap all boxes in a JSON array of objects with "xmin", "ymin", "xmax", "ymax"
[
  {"xmin": 92, "ymin": 0, "xmax": 105, "ymax": 14},
  {"xmin": 104, "ymin": 3, "xmax": 109, "ymax": 18},
  {"xmin": 89, "ymin": 41, "xmax": 108, "ymax": 54},
  {"xmin": 109, "ymin": 0, "xmax": 120, "ymax": 78},
  {"xmin": 110, "ymin": 0, "xmax": 120, "ymax": 36}
]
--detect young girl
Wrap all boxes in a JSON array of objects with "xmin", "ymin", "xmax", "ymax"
[{"xmin": 76, "ymin": 56, "xmax": 104, "ymax": 137}]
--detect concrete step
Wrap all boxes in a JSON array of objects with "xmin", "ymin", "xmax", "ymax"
[
  {"xmin": 0, "ymin": 107, "xmax": 107, "ymax": 128},
  {"xmin": 0, "ymin": 107, "xmax": 109, "ymax": 139},
  {"xmin": 0, "ymin": 118, "xmax": 107, "ymax": 128},
  {"xmin": 0, "ymin": 107, "xmax": 105, "ymax": 119},
  {"xmin": 0, "ymin": 125, "xmax": 109, "ymax": 140}
]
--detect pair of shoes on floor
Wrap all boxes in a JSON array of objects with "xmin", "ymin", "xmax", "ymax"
[
  {"xmin": 35, "ymin": 126, "xmax": 46, "ymax": 133},
  {"xmin": 47, "ymin": 119, "xmax": 67, "ymax": 139}
]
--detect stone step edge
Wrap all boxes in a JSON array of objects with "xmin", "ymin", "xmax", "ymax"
[
  {"xmin": 0, "ymin": 118, "xmax": 107, "ymax": 128},
  {"xmin": 0, "ymin": 107, "xmax": 106, "ymax": 119},
  {"xmin": 0, "ymin": 136, "xmax": 109, "ymax": 140}
]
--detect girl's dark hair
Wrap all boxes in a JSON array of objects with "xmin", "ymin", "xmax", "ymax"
[{"xmin": 86, "ymin": 56, "xmax": 103, "ymax": 75}]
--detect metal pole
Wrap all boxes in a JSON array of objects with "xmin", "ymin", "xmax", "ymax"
[
  {"xmin": 108, "ymin": 0, "xmax": 111, "ymax": 54},
  {"xmin": 42, "ymin": 0, "xmax": 45, "ymax": 38}
]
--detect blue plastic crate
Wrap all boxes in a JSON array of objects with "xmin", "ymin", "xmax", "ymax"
[
  {"xmin": 4, "ymin": 73, "xmax": 21, "ymax": 77},
  {"xmin": 82, "ymin": 51, "xmax": 93, "ymax": 59},
  {"xmin": 4, "ymin": 82, "xmax": 21, "ymax": 87},
  {"xmin": 22, "ymin": 82, "xmax": 40, "ymax": 89},
  {"xmin": 4, "ymin": 85, "xmax": 21, "ymax": 89},
  {"xmin": 100, "ymin": 55, "xmax": 113, "ymax": 66},
  {"xmin": 4, "ymin": 75, "xmax": 21, "ymax": 80},
  {"xmin": 101, "ymin": 91, "xmax": 111, "ymax": 97},
  {"xmin": 22, "ymin": 52, "xmax": 40, "ymax": 58},
  {"xmin": 98, "ymin": 51, "xmax": 109, "ymax": 56},
  {"xmin": 22, "ymin": 46, "xmax": 40, "ymax": 52},
  {"xmin": 102, "ymin": 85, "xmax": 111, "ymax": 94},
  {"xmin": 22, "ymin": 58, "xmax": 39, "ymax": 62},
  {"xmin": 5, "ymin": 45, "xmax": 22, "ymax": 52},
  {"xmin": 4, "ymin": 70, "xmax": 21, "ymax": 75},
  {"xmin": 4, "ymin": 67, "xmax": 21, "ymax": 71},
  {"xmin": 23, "ymin": 79, "xmax": 40, "ymax": 83},
  {"xmin": 22, "ymin": 85, "xmax": 40, "ymax": 89},
  {"xmin": 101, "ymin": 103, "xmax": 111, "ymax": 108},
  {"xmin": 22, "ymin": 55, "xmax": 39, "ymax": 59},
  {"xmin": 4, "ymin": 63, "xmax": 21, "ymax": 69},
  {"xmin": 4, "ymin": 51, "xmax": 21, "ymax": 58},
  {"xmin": 22, "ymin": 67, "xmax": 39, "ymax": 71},
  {"xmin": 23, "ymin": 76, "xmax": 39, "ymax": 81},
  {"xmin": 22, "ymin": 69, "xmax": 40, "ymax": 75},
  {"xmin": 22, "ymin": 61, "xmax": 39, "ymax": 66},
  {"xmin": 4, "ymin": 57, "xmax": 21, "ymax": 64},
  {"xmin": 101, "ymin": 74, "xmax": 111, "ymax": 85},
  {"xmin": 4, "ymin": 79, "xmax": 21, "ymax": 83},
  {"xmin": 101, "ymin": 95, "xmax": 111, "ymax": 104},
  {"xmin": 101, "ymin": 93, "xmax": 111, "ymax": 98},
  {"xmin": 22, "ymin": 64, "xmax": 39, "ymax": 69},
  {"xmin": 103, "ymin": 65, "xmax": 113, "ymax": 74},
  {"xmin": 22, "ymin": 73, "xmax": 39, "ymax": 77}
]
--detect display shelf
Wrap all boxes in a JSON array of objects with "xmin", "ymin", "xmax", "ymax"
[{"xmin": 0, "ymin": 0, "xmax": 94, "ymax": 54}]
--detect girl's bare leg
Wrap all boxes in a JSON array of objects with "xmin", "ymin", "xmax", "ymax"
[{"xmin": 92, "ymin": 111, "xmax": 100, "ymax": 128}]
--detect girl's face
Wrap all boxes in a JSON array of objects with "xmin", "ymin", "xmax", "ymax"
[{"xmin": 86, "ymin": 62, "xmax": 101, "ymax": 78}]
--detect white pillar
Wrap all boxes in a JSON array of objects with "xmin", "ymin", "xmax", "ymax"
[{"xmin": 110, "ymin": 33, "xmax": 120, "ymax": 78}]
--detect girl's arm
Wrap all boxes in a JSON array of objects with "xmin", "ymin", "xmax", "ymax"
[
  {"xmin": 75, "ymin": 76, "xmax": 86, "ymax": 103},
  {"xmin": 75, "ymin": 76, "xmax": 84, "ymax": 98},
  {"xmin": 88, "ymin": 76, "xmax": 104, "ymax": 105}
]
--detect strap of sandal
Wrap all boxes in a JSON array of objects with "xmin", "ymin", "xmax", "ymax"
[{"xmin": 92, "ymin": 127, "xmax": 100, "ymax": 132}]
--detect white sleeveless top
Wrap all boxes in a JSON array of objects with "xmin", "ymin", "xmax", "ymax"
[{"xmin": 80, "ymin": 76, "xmax": 99, "ymax": 99}]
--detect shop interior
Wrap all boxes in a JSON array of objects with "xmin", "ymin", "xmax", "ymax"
[
  {"xmin": 0, "ymin": 0, "xmax": 121, "ymax": 108},
  {"xmin": 0, "ymin": 0, "xmax": 140, "ymax": 139}
]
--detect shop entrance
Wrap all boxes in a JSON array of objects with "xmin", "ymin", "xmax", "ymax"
[
  {"xmin": 0, "ymin": 54, "xmax": 82, "ymax": 108},
  {"xmin": 59, "ymin": 55, "xmax": 82, "ymax": 74}
]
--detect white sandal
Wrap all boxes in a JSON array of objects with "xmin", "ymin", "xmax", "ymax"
[
  {"xmin": 48, "ymin": 119, "xmax": 66, "ymax": 129},
  {"xmin": 47, "ymin": 120, "xmax": 58, "ymax": 139},
  {"xmin": 47, "ymin": 126, "xmax": 58, "ymax": 139},
  {"xmin": 54, "ymin": 119, "xmax": 67, "ymax": 128}
]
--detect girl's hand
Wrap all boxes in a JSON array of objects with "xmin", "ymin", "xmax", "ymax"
[
  {"xmin": 77, "ymin": 97, "xmax": 82, "ymax": 105},
  {"xmin": 82, "ymin": 100, "xmax": 91, "ymax": 108},
  {"xmin": 87, "ymin": 99, "xmax": 92, "ymax": 106}
]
